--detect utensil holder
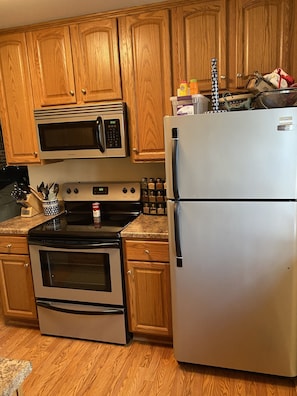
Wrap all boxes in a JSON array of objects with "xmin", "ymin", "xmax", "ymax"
[{"xmin": 42, "ymin": 199, "xmax": 59, "ymax": 216}]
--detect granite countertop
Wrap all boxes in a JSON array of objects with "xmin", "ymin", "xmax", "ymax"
[
  {"xmin": 0, "ymin": 213, "xmax": 168, "ymax": 239},
  {"xmin": 0, "ymin": 213, "xmax": 62, "ymax": 235},
  {"xmin": 0, "ymin": 357, "xmax": 32, "ymax": 396},
  {"xmin": 121, "ymin": 213, "xmax": 168, "ymax": 239}
]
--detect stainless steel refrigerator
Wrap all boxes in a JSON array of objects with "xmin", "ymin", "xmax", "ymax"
[{"xmin": 164, "ymin": 108, "xmax": 297, "ymax": 377}]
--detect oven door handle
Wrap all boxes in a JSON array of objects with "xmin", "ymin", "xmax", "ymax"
[
  {"xmin": 35, "ymin": 241, "xmax": 120, "ymax": 249},
  {"xmin": 37, "ymin": 301, "xmax": 124, "ymax": 316}
]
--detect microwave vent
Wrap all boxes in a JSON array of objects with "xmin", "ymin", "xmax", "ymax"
[{"xmin": 34, "ymin": 102, "xmax": 126, "ymax": 120}]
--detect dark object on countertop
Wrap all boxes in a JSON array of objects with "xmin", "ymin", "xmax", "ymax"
[
  {"xmin": 0, "ymin": 183, "xmax": 21, "ymax": 222},
  {"xmin": 0, "ymin": 166, "xmax": 29, "ymax": 222},
  {"xmin": 0, "ymin": 165, "xmax": 29, "ymax": 190}
]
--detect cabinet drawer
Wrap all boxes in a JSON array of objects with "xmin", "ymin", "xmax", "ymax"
[
  {"xmin": 125, "ymin": 240, "xmax": 169, "ymax": 262},
  {"xmin": 0, "ymin": 236, "xmax": 29, "ymax": 254}
]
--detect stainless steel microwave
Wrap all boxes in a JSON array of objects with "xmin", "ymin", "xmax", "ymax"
[{"xmin": 34, "ymin": 102, "xmax": 129, "ymax": 160}]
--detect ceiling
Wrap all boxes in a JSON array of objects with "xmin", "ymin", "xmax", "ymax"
[{"xmin": 0, "ymin": 0, "xmax": 165, "ymax": 29}]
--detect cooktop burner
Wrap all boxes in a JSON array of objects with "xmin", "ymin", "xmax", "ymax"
[{"xmin": 28, "ymin": 182, "xmax": 141, "ymax": 240}]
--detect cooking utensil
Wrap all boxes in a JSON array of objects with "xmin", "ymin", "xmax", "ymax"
[{"xmin": 256, "ymin": 88, "xmax": 297, "ymax": 108}]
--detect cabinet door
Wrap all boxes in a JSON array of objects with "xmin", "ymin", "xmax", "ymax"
[
  {"xmin": 172, "ymin": 0, "xmax": 227, "ymax": 93},
  {"xmin": 0, "ymin": 254, "xmax": 37, "ymax": 320},
  {"xmin": 289, "ymin": 1, "xmax": 297, "ymax": 81},
  {"xmin": 126, "ymin": 260, "xmax": 172, "ymax": 337},
  {"xmin": 119, "ymin": 10, "xmax": 172, "ymax": 162},
  {"xmin": 233, "ymin": 0, "xmax": 290, "ymax": 88},
  {"xmin": 70, "ymin": 19, "xmax": 122, "ymax": 103},
  {"xmin": 27, "ymin": 26, "xmax": 77, "ymax": 106},
  {"xmin": 0, "ymin": 33, "xmax": 40, "ymax": 164}
]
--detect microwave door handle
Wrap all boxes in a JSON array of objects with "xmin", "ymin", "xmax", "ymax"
[{"xmin": 95, "ymin": 116, "xmax": 105, "ymax": 153}]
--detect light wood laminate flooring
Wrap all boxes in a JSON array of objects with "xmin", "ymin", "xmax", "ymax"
[{"xmin": 0, "ymin": 313, "xmax": 296, "ymax": 395}]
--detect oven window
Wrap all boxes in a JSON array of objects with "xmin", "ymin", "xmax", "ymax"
[{"xmin": 39, "ymin": 251, "xmax": 111, "ymax": 292}]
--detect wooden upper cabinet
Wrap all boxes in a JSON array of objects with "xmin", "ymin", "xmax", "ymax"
[
  {"xmin": 70, "ymin": 19, "xmax": 122, "ymax": 102},
  {"xmin": 172, "ymin": 0, "xmax": 227, "ymax": 93},
  {"xmin": 289, "ymin": 0, "xmax": 297, "ymax": 81},
  {"xmin": 0, "ymin": 33, "xmax": 40, "ymax": 164},
  {"xmin": 26, "ymin": 18, "xmax": 122, "ymax": 107},
  {"xmin": 27, "ymin": 26, "xmax": 76, "ymax": 106},
  {"xmin": 119, "ymin": 10, "xmax": 172, "ymax": 162},
  {"xmin": 232, "ymin": 0, "xmax": 291, "ymax": 89}
]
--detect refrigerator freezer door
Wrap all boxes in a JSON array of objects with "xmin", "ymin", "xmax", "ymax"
[
  {"xmin": 167, "ymin": 200, "xmax": 297, "ymax": 376},
  {"xmin": 164, "ymin": 108, "xmax": 297, "ymax": 199}
]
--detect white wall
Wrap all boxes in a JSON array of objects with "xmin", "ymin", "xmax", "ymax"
[{"xmin": 28, "ymin": 157, "xmax": 165, "ymax": 190}]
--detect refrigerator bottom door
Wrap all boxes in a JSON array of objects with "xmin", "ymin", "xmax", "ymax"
[{"xmin": 168, "ymin": 200, "xmax": 297, "ymax": 376}]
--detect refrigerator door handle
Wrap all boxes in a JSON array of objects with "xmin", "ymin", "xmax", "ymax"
[
  {"xmin": 172, "ymin": 128, "xmax": 179, "ymax": 199},
  {"xmin": 174, "ymin": 202, "xmax": 183, "ymax": 267}
]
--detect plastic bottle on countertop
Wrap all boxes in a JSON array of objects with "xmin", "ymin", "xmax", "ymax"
[
  {"xmin": 178, "ymin": 81, "xmax": 188, "ymax": 96},
  {"xmin": 190, "ymin": 79, "xmax": 199, "ymax": 95}
]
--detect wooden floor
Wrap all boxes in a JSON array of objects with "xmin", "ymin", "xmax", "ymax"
[{"xmin": 1, "ymin": 315, "xmax": 297, "ymax": 395}]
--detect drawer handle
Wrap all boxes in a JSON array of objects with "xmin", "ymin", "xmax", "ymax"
[{"xmin": 144, "ymin": 249, "xmax": 150, "ymax": 254}]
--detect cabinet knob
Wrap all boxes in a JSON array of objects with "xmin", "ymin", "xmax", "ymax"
[
  {"xmin": 236, "ymin": 73, "xmax": 243, "ymax": 78},
  {"xmin": 127, "ymin": 270, "xmax": 132, "ymax": 275},
  {"xmin": 144, "ymin": 249, "xmax": 150, "ymax": 254},
  {"xmin": 69, "ymin": 90, "xmax": 75, "ymax": 96},
  {"xmin": 6, "ymin": 244, "xmax": 12, "ymax": 249},
  {"xmin": 24, "ymin": 263, "xmax": 29, "ymax": 268},
  {"xmin": 33, "ymin": 152, "xmax": 38, "ymax": 157},
  {"xmin": 220, "ymin": 75, "xmax": 226, "ymax": 80},
  {"xmin": 81, "ymin": 89, "xmax": 87, "ymax": 95},
  {"xmin": 132, "ymin": 148, "xmax": 138, "ymax": 153}
]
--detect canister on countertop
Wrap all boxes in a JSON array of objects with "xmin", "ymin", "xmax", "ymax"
[
  {"xmin": 148, "ymin": 178, "xmax": 156, "ymax": 189},
  {"xmin": 92, "ymin": 202, "xmax": 101, "ymax": 218}
]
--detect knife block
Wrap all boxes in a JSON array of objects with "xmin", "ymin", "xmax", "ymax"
[{"xmin": 19, "ymin": 194, "xmax": 43, "ymax": 217}]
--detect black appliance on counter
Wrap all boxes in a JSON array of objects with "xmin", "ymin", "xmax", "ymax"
[
  {"xmin": 0, "ymin": 166, "xmax": 29, "ymax": 222},
  {"xmin": 28, "ymin": 181, "xmax": 141, "ymax": 345}
]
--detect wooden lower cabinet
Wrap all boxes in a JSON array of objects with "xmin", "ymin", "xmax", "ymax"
[
  {"xmin": 0, "ymin": 236, "xmax": 37, "ymax": 322},
  {"xmin": 124, "ymin": 239, "xmax": 172, "ymax": 339}
]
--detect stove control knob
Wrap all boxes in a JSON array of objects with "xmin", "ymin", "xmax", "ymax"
[
  {"xmin": 122, "ymin": 187, "xmax": 127, "ymax": 194},
  {"xmin": 74, "ymin": 188, "xmax": 79, "ymax": 194},
  {"xmin": 130, "ymin": 187, "xmax": 135, "ymax": 193},
  {"xmin": 66, "ymin": 188, "xmax": 71, "ymax": 194}
]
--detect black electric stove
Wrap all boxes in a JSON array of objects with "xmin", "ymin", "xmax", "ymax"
[{"xmin": 28, "ymin": 182, "xmax": 141, "ymax": 241}]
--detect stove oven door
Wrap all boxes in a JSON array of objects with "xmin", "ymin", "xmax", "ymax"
[{"xmin": 29, "ymin": 240, "xmax": 124, "ymax": 306}]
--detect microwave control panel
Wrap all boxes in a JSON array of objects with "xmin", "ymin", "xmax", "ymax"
[{"xmin": 104, "ymin": 119, "xmax": 122, "ymax": 148}]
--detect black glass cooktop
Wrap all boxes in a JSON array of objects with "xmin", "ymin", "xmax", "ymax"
[{"xmin": 28, "ymin": 201, "xmax": 141, "ymax": 240}]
